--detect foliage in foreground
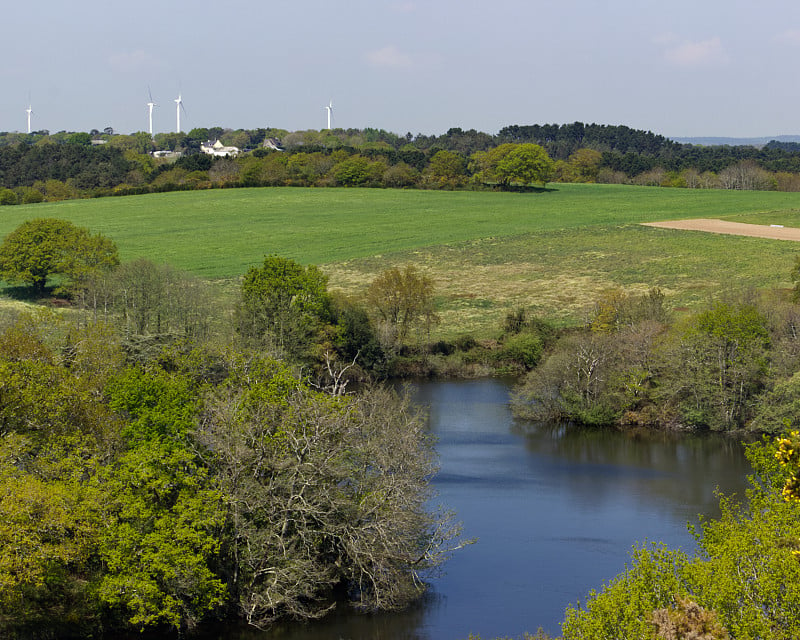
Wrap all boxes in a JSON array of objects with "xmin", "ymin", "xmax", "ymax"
[
  {"xmin": 0, "ymin": 313, "xmax": 463, "ymax": 637},
  {"xmin": 560, "ymin": 435, "xmax": 800, "ymax": 640}
]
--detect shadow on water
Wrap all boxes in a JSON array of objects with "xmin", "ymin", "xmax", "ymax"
[
  {"xmin": 405, "ymin": 378, "xmax": 751, "ymax": 639},
  {"xmin": 178, "ymin": 595, "xmax": 435, "ymax": 640}
]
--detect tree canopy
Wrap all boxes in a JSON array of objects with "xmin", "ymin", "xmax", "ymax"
[
  {"xmin": 0, "ymin": 314, "xmax": 463, "ymax": 637},
  {"xmin": 0, "ymin": 218, "xmax": 119, "ymax": 295},
  {"xmin": 2, "ymin": 122, "xmax": 800, "ymax": 200},
  {"xmin": 366, "ymin": 265, "xmax": 437, "ymax": 351},
  {"xmin": 471, "ymin": 143, "xmax": 555, "ymax": 187},
  {"xmin": 239, "ymin": 255, "xmax": 331, "ymax": 358}
]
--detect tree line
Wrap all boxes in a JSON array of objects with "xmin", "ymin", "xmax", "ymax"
[
  {"xmin": 3, "ymin": 123, "xmax": 800, "ymax": 205},
  {"xmin": 0, "ymin": 218, "xmax": 549, "ymax": 380},
  {"xmin": 511, "ymin": 283, "xmax": 800, "ymax": 434}
]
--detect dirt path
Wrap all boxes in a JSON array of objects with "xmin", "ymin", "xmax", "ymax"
[{"xmin": 641, "ymin": 218, "xmax": 800, "ymax": 241}]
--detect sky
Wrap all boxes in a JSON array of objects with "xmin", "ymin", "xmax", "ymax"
[{"xmin": 3, "ymin": 0, "xmax": 800, "ymax": 138}]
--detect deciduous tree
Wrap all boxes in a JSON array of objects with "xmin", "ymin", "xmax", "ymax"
[
  {"xmin": 198, "ymin": 358, "xmax": 463, "ymax": 628},
  {"xmin": 670, "ymin": 302, "xmax": 770, "ymax": 430},
  {"xmin": 239, "ymin": 255, "xmax": 331, "ymax": 359},
  {"xmin": 470, "ymin": 143, "xmax": 554, "ymax": 187},
  {"xmin": 494, "ymin": 143, "xmax": 555, "ymax": 186},
  {"xmin": 0, "ymin": 218, "xmax": 118, "ymax": 296},
  {"xmin": 366, "ymin": 265, "xmax": 437, "ymax": 351},
  {"xmin": 95, "ymin": 441, "xmax": 227, "ymax": 630},
  {"xmin": 92, "ymin": 258, "xmax": 213, "ymax": 338},
  {"xmin": 425, "ymin": 150, "xmax": 466, "ymax": 188},
  {"xmin": 566, "ymin": 148, "xmax": 603, "ymax": 182}
]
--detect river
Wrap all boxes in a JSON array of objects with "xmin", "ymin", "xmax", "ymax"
[{"xmin": 207, "ymin": 378, "xmax": 751, "ymax": 640}]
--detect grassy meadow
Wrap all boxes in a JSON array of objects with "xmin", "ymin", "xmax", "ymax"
[{"xmin": 3, "ymin": 183, "xmax": 800, "ymax": 337}]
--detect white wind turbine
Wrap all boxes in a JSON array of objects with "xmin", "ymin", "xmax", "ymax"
[
  {"xmin": 325, "ymin": 100, "xmax": 333, "ymax": 130},
  {"xmin": 146, "ymin": 88, "xmax": 157, "ymax": 136},
  {"xmin": 25, "ymin": 103, "xmax": 33, "ymax": 134},
  {"xmin": 174, "ymin": 93, "xmax": 186, "ymax": 133}
]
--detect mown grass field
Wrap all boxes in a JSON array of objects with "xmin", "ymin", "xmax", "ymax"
[{"xmin": 3, "ymin": 183, "xmax": 800, "ymax": 337}]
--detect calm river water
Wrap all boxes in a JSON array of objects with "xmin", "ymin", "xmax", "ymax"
[{"xmin": 209, "ymin": 378, "xmax": 751, "ymax": 640}]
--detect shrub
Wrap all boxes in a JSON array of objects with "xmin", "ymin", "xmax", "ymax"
[
  {"xmin": 19, "ymin": 187, "xmax": 44, "ymax": 204},
  {"xmin": 0, "ymin": 188, "xmax": 17, "ymax": 205},
  {"xmin": 497, "ymin": 332, "xmax": 543, "ymax": 369}
]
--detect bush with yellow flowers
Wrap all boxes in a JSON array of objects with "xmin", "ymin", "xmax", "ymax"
[{"xmin": 776, "ymin": 429, "xmax": 800, "ymax": 501}]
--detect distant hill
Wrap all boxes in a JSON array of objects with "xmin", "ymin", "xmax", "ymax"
[{"xmin": 669, "ymin": 135, "xmax": 800, "ymax": 147}]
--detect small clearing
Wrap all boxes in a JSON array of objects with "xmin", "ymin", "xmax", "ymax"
[{"xmin": 642, "ymin": 218, "xmax": 800, "ymax": 241}]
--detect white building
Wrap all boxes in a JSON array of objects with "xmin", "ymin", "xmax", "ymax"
[
  {"xmin": 152, "ymin": 150, "xmax": 182, "ymax": 159},
  {"xmin": 200, "ymin": 139, "xmax": 240, "ymax": 157},
  {"xmin": 263, "ymin": 137, "xmax": 284, "ymax": 151}
]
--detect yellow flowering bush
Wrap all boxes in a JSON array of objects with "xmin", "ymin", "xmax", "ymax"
[{"xmin": 776, "ymin": 430, "xmax": 800, "ymax": 501}]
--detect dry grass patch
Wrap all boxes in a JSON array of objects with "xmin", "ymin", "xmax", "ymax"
[
  {"xmin": 326, "ymin": 256, "xmax": 623, "ymax": 336},
  {"xmin": 324, "ymin": 221, "xmax": 800, "ymax": 338}
]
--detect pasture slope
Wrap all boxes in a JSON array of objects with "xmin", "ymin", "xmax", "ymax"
[{"xmin": 2, "ymin": 183, "xmax": 800, "ymax": 335}]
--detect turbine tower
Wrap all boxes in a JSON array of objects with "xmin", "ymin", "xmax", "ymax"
[
  {"xmin": 174, "ymin": 93, "xmax": 184, "ymax": 133},
  {"xmin": 325, "ymin": 100, "xmax": 333, "ymax": 130},
  {"xmin": 146, "ymin": 88, "xmax": 157, "ymax": 136},
  {"xmin": 25, "ymin": 104, "xmax": 32, "ymax": 134}
]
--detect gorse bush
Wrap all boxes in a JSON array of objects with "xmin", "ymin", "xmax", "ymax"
[{"xmin": 561, "ymin": 435, "xmax": 800, "ymax": 640}]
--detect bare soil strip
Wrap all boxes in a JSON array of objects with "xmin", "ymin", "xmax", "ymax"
[{"xmin": 641, "ymin": 218, "xmax": 800, "ymax": 241}]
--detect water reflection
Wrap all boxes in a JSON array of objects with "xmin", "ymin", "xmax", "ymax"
[
  {"xmin": 197, "ymin": 378, "xmax": 750, "ymax": 640},
  {"xmin": 412, "ymin": 378, "xmax": 751, "ymax": 639},
  {"xmin": 513, "ymin": 420, "xmax": 752, "ymax": 521}
]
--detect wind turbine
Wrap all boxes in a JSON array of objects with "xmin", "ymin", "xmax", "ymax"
[
  {"xmin": 325, "ymin": 100, "xmax": 333, "ymax": 130},
  {"xmin": 174, "ymin": 93, "xmax": 186, "ymax": 133},
  {"xmin": 146, "ymin": 87, "xmax": 157, "ymax": 136},
  {"xmin": 25, "ymin": 104, "xmax": 33, "ymax": 134}
]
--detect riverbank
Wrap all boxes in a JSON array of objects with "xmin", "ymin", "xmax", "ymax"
[{"xmin": 391, "ymin": 286, "xmax": 799, "ymax": 436}]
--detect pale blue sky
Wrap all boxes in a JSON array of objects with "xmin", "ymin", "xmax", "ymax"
[{"xmin": 2, "ymin": 0, "xmax": 800, "ymax": 138}]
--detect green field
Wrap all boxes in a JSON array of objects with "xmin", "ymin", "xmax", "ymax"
[{"xmin": 3, "ymin": 183, "xmax": 800, "ymax": 336}]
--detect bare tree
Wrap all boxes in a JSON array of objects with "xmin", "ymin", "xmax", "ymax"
[
  {"xmin": 208, "ymin": 158, "xmax": 240, "ymax": 184},
  {"xmin": 309, "ymin": 350, "xmax": 360, "ymax": 396},
  {"xmin": 197, "ymin": 362, "xmax": 465, "ymax": 628},
  {"xmin": 632, "ymin": 168, "xmax": 666, "ymax": 187},
  {"xmin": 80, "ymin": 259, "xmax": 214, "ymax": 339},
  {"xmin": 680, "ymin": 168, "xmax": 701, "ymax": 189},
  {"xmin": 718, "ymin": 160, "xmax": 771, "ymax": 191}
]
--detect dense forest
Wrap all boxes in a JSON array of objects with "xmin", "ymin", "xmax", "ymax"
[{"xmin": 2, "ymin": 122, "xmax": 800, "ymax": 204}]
